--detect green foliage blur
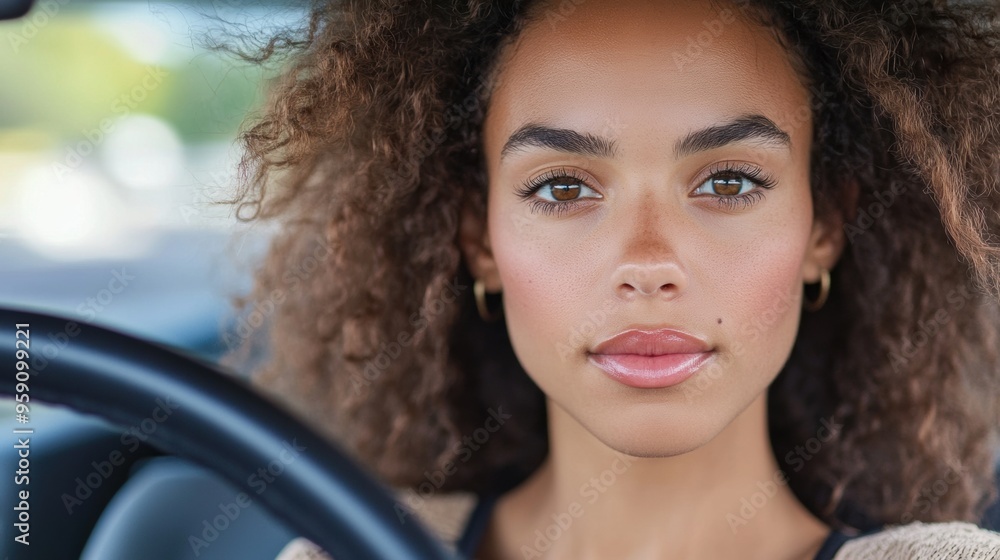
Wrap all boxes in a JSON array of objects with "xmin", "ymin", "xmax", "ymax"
[{"xmin": 0, "ymin": 3, "xmax": 283, "ymax": 152}]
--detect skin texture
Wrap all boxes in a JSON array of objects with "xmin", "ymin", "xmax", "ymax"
[{"xmin": 460, "ymin": 0, "xmax": 842, "ymax": 557}]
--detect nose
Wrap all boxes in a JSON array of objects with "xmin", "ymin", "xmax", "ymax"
[
  {"xmin": 614, "ymin": 260, "xmax": 684, "ymax": 301},
  {"xmin": 610, "ymin": 193, "xmax": 687, "ymax": 302}
]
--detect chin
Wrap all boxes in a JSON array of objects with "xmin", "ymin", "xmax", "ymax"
[{"xmin": 566, "ymin": 398, "xmax": 737, "ymax": 458}]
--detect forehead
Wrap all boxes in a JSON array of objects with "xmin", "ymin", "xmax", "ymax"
[{"xmin": 484, "ymin": 0, "xmax": 812, "ymax": 155}]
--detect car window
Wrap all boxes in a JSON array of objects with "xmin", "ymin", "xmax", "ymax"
[{"xmin": 0, "ymin": 0, "xmax": 304, "ymax": 363}]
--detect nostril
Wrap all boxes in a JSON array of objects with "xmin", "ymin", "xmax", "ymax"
[
  {"xmin": 613, "ymin": 260, "xmax": 685, "ymax": 299},
  {"xmin": 618, "ymin": 282, "xmax": 677, "ymax": 298}
]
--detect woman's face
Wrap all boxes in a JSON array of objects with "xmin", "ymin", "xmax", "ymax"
[{"xmin": 469, "ymin": 0, "xmax": 842, "ymax": 456}]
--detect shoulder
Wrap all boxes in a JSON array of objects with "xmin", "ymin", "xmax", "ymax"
[
  {"xmin": 834, "ymin": 521, "xmax": 1000, "ymax": 560},
  {"xmin": 273, "ymin": 490, "xmax": 479, "ymax": 560}
]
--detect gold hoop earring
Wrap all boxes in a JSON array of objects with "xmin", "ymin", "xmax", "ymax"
[
  {"xmin": 474, "ymin": 278, "xmax": 503, "ymax": 322},
  {"xmin": 803, "ymin": 268, "xmax": 831, "ymax": 312}
]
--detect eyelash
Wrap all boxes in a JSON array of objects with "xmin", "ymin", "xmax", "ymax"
[{"xmin": 514, "ymin": 163, "xmax": 778, "ymax": 216}]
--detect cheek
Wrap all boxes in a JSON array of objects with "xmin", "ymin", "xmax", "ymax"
[
  {"xmin": 482, "ymin": 208, "xmax": 604, "ymax": 398},
  {"xmin": 728, "ymin": 245, "xmax": 804, "ymax": 344},
  {"xmin": 711, "ymin": 216, "xmax": 811, "ymax": 389},
  {"xmin": 489, "ymin": 208, "xmax": 593, "ymax": 377}
]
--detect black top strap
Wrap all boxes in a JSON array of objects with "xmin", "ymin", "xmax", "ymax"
[
  {"xmin": 813, "ymin": 529, "xmax": 853, "ymax": 560},
  {"xmin": 455, "ymin": 493, "xmax": 498, "ymax": 558},
  {"xmin": 813, "ymin": 526, "xmax": 885, "ymax": 560}
]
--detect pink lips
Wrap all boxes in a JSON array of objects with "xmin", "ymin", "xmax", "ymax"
[{"xmin": 587, "ymin": 328, "xmax": 713, "ymax": 389}]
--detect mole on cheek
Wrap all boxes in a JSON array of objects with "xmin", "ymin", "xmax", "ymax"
[{"xmin": 717, "ymin": 318, "xmax": 722, "ymax": 324}]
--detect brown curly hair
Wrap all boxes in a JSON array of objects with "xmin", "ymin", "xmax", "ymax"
[{"xmin": 224, "ymin": 0, "xmax": 1000, "ymax": 532}]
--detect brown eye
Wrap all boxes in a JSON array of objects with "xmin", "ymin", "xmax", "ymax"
[
  {"xmin": 691, "ymin": 163, "xmax": 776, "ymax": 211},
  {"xmin": 550, "ymin": 180, "xmax": 582, "ymax": 201},
  {"xmin": 694, "ymin": 170, "xmax": 757, "ymax": 199},
  {"xmin": 711, "ymin": 174, "xmax": 744, "ymax": 196},
  {"xmin": 516, "ymin": 169, "xmax": 604, "ymax": 216},
  {"xmin": 528, "ymin": 176, "xmax": 602, "ymax": 204}
]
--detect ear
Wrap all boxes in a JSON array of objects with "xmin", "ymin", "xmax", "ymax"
[
  {"xmin": 458, "ymin": 199, "xmax": 503, "ymax": 292},
  {"xmin": 802, "ymin": 181, "xmax": 855, "ymax": 282}
]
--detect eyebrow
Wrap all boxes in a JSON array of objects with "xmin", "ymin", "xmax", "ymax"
[
  {"xmin": 500, "ymin": 124, "xmax": 618, "ymax": 161},
  {"xmin": 673, "ymin": 115, "xmax": 791, "ymax": 157},
  {"xmin": 498, "ymin": 114, "xmax": 791, "ymax": 162}
]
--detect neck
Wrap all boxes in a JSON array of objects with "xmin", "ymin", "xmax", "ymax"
[{"xmin": 484, "ymin": 394, "xmax": 830, "ymax": 560}]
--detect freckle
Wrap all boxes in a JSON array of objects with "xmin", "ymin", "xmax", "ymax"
[{"xmin": 717, "ymin": 318, "xmax": 722, "ymax": 324}]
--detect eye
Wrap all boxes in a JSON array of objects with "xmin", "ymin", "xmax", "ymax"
[
  {"xmin": 692, "ymin": 162, "xmax": 777, "ymax": 211},
  {"xmin": 515, "ymin": 167, "xmax": 603, "ymax": 216},
  {"xmin": 696, "ymin": 173, "xmax": 755, "ymax": 197}
]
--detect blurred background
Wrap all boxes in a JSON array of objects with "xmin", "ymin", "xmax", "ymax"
[
  {"xmin": 0, "ymin": 0, "xmax": 304, "ymax": 364},
  {"xmin": 0, "ymin": 3, "xmax": 319, "ymax": 558}
]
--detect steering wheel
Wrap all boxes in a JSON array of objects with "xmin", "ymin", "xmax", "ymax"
[{"xmin": 0, "ymin": 307, "xmax": 459, "ymax": 560}]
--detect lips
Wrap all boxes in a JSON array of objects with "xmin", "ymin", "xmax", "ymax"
[{"xmin": 588, "ymin": 328, "xmax": 714, "ymax": 389}]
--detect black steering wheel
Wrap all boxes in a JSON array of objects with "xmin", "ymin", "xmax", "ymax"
[{"xmin": 0, "ymin": 307, "xmax": 458, "ymax": 560}]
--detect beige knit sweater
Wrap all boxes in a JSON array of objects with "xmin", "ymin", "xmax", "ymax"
[
  {"xmin": 275, "ymin": 493, "xmax": 1000, "ymax": 559},
  {"xmin": 834, "ymin": 521, "xmax": 1000, "ymax": 559}
]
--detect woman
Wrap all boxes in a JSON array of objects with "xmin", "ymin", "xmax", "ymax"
[{"xmin": 227, "ymin": 0, "xmax": 1000, "ymax": 557}]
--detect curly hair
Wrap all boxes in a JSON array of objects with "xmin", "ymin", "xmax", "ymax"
[{"xmin": 224, "ymin": 0, "xmax": 1000, "ymax": 531}]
